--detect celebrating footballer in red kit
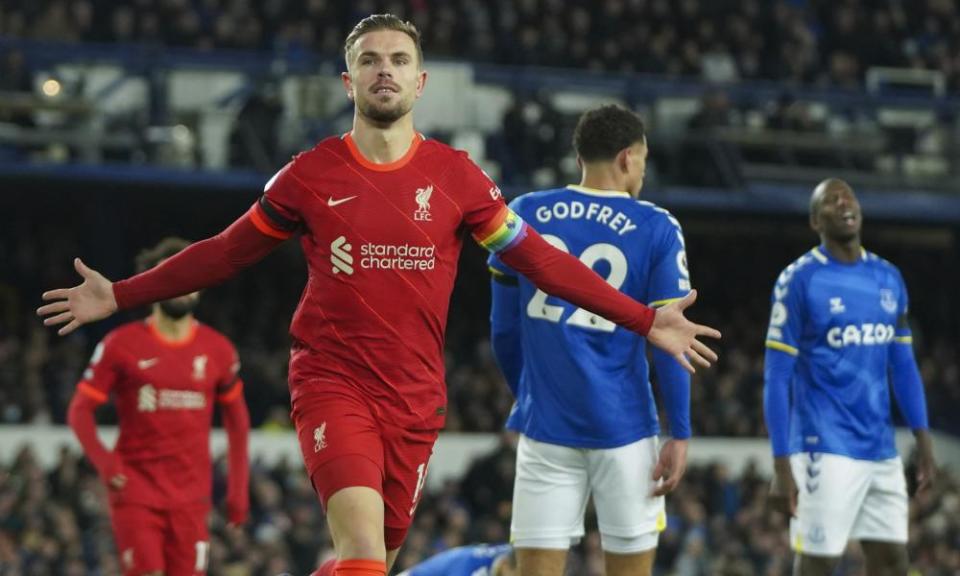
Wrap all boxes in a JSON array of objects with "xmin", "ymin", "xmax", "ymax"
[
  {"xmin": 40, "ymin": 13, "xmax": 720, "ymax": 576},
  {"xmin": 67, "ymin": 238, "xmax": 250, "ymax": 576}
]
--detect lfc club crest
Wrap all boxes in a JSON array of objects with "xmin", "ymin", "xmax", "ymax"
[{"xmin": 414, "ymin": 185, "xmax": 433, "ymax": 221}]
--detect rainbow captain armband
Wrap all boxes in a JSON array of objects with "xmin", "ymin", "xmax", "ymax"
[{"xmin": 474, "ymin": 206, "xmax": 528, "ymax": 254}]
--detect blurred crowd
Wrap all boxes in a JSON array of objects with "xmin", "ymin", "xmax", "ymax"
[
  {"xmin": 2, "ymin": 189, "xmax": 959, "ymax": 438},
  {"xmin": 1, "ymin": 2, "xmax": 956, "ymax": 190},
  {"xmin": 1, "ymin": 3, "xmax": 958, "ymax": 573},
  {"xmin": 2, "ymin": 0, "xmax": 960, "ymax": 90},
  {"xmin": 1, "ymin": 175, "xmax": 958, "ymax": 576},
  {"xmin": 1, "ymin": 438, "xmax": 958, "ymax": 576}
]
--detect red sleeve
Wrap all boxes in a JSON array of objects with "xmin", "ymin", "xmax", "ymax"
[
  {"xmin": 77, "ymin": 336, "xmax": 121, "ymax": 403},
  {"xmin": 449, "ymin": 151, "xmax": 531, "ymax": 254},
  {"xmin": 112, "ymin": 160, "xmax": 312, "ymax": 310},
  {"xmin": 499, "ymin": 226, "xmax": 656, "ymax": 336},
  {"xmin": 112, "ymin": 207, "xmax": 284, "ymax": 310},
  {"xmin": 213, "ymin": 337, "xmax": 249, "ymax": 524},
  {"xmin": 450, "ymin": 150, "xmax": 655, "ymax": 334},
  {"xmin": 215, "ymin": 341, "xmax": 243, "ymax": 402},
  {"xmin": 68, "ymin": 393, "xmax": 120, "ymax": 479},
  {"xmin": 219, "ymin": 381, "xmax": 250, "ymax": 525},
  {"xmin": 68, "ymin": 336, "xmax": 123, "ymax": 478},
  {"xmin": 453, "ymin": 151, "xmax": 507, "ymax": 233},
  {"xmin": 257, "ymin": 161, "xmax": 305, "ymax": 232}
]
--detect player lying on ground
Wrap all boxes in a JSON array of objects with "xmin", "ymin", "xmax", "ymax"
[{"xmin": 396, "ymin": 543, "xmax": 514, "ymax": 576}]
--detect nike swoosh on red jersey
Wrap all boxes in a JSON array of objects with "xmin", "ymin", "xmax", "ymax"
[
  {"xmin": 137, "ymin": 358, "xmax": 159, "ymax": 370},
  {"xmin": 327, "ymin": 195, "xmax": 358, "ymax": 207}
]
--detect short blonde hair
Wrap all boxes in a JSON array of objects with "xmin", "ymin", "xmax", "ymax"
[{"xmin": 344, "ymin": 13, "xmax": 423, "ymax": 68}]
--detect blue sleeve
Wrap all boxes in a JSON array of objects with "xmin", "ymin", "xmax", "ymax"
[
  {"xmin": 764, "ymin": 262, "xmax": 805, "ymax": 355},
  {"xmin": 647, "ymin": 215, "xmax": 692, "ymax": 439},
  {"xmin": 764, "ymin": 346, "xmax": 797, "ymax": 457},
  {"xmin": 405, "ymin": 545, "xmax": 508, "ymax": 576},
  {"xmin": 652, "ymin": 348, "xmax": 691, "ymax": 439},
  {"xmin": 405, "ymin": 551, "xmax": 453, "ymax": 576},
  {"xmin": 646, "ymin": 211, "xmax": 691, "ymax": 306},
  {"xmin": 762, "ymin": 263, "xmax": 804, "ymax": 457},
  {"xmin": 889, "ymin": 273, "xmax": 929, "ymax": 430},
  {"xmin": 490, "ymin": 268, "xmax": 522, "ymax": 396}
]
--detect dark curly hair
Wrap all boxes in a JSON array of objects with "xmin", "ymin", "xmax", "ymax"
[
  {"xmin": 573, "ymin": 104, "xmax": 647, "ymax": 162},
  {"xmin": 135, "ymin": 237, "xmax": 190, "ymax": 273}
]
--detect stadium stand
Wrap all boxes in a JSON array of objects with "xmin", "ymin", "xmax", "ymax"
[
  {"xmin": 2, "ymin": 1, "xmax": 959, "ymax": 575},
  {"xmin": 0, "ymin": 441, "xmax": 958, "ymax": 575},
  {"xmin": 2, "ymin": 194, "xmax": 958, "ymax": 438}
]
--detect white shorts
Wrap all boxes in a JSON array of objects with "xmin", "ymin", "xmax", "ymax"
[
  {"xmin": 790, "ymin": 453, "xmax": 908, "ymax": 557},
  {"xmin": 511, "ymin": 435, "xmax": 665, "ymax": 554}
]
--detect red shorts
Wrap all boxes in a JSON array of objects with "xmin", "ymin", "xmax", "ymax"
[
  {"xmin": 110, "ymin": 503, "xmax": 210, "ymax": 576},
  {"xmin": 292, "ymin": 382, "xmax": 439, "ymax": 549}
]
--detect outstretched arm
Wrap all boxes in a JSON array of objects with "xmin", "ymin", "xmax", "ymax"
[
  {"xmin": 38, "ymin": 207, "xmax": 283, "ymax": 335},
  {"xmin": 458, "ymin": 155, "xmax": 718, "ymax": 372},
  {"xmin": 498, "ymin": 227, "xmax": 720, "ymax": 372}
]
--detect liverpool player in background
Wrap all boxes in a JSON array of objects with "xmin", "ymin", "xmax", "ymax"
[
  {"xmin": 67, "ymin": 238, "xmax": 250, "ymax": 576},
  {"xmin": 39, "ymin": 14, "xmax": 719, "ymax": 576}
]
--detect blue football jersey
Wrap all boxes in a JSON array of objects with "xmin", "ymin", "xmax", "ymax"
[
  {"xmin": 489, "ymin": 185, "xmax": 690, "ymax": 448},
  {"xmin": 765, "ymin": 246, "xmax": 912, "ymax": 460},
  {"xmin": 401, "ymin": 544, "xmax": 512, "ymax": 576}
]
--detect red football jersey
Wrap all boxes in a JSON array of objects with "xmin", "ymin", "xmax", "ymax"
[
  {"xmin": 251, "ymin": 133, "xmax": 526, "ymax": 430},
  {"xmin": 77, "ymin": 319, "xmax": 241, "ymax": 508}
]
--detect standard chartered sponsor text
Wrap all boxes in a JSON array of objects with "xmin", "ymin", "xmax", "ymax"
[
  {"xmin": 159, "ymin": 389, "xmax": 206, "ymax": 410},
  {"xmin": 361, "ymin": 242, "xmax": 436, "ymax": 270}
]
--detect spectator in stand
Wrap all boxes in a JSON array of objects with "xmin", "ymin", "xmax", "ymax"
[
  {"xmin": 229, "ymin": 83, "xmax": 285, "ymax": 172},
  {"xmin": 684, "ymin": 89, "xmax": 741, "ymax": 187},
  {"xmin": 0, "ymin": 443, "xmax": 957, "ymax": 575},
  {"xmin": 4, "ymin": 1, "xmax": 960, "ymax": 88},
  {"xmin": 4, "ymin": 197, "xmax": 960, "ymax": 439},
  {"xmin": 0, "ymin": 48, "xmax": 31, "ymax": 95},
  {"xmin": 498, "ymin": 93, "xmax": 563, "ymax": 187}
]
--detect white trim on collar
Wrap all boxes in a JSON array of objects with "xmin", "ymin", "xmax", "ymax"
[{"xmin": 566, "ymin": 184, "xmax": 631, "ymax": 198}]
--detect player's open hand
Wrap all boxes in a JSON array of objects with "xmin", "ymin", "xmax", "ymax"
[
  {"xmin": 652, "ymin": 439, "xmax": 688, "ymax": 496},
  {"xmin": 37, "ymin": 258, "xmax": 118, "ymax": 335},
  {"xmin": 768, "ymin": 462, "xmax": 797, "ymax": 517},
  {"xmin": 646, "ymin": 290, "xmax": 721, "ymax": 373}
]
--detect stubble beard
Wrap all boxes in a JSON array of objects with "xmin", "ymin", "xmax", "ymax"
[
  {"xmin": 358, "ymin": 95, "xmax": 413, "ymax": 125},
  {"xmin": 159, "ymin": 298, "xmax": 198, "ymax": 320}
]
